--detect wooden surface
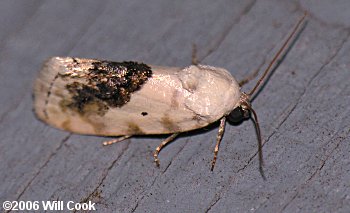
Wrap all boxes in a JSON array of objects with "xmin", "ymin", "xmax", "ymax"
[{"xmin": 1, "ymin": 1, "xmax": 350, "ymax": 212}]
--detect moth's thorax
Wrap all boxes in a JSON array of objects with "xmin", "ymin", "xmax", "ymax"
[
  {"xmin": 178, "ymin": 64, "xmax": 241, "ymax": 122},
  {"xmin": 146, "ymin": 64, "xmax": 241, "ymax": 121}
]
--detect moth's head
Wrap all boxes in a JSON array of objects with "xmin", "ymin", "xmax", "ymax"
[
  {"xmin": 227, "ymin": 105, "xmax": 250, "ymax": 123},
  {"xmin": 227, "ymin": 92, "xmax": 251, "ymax": 124}
]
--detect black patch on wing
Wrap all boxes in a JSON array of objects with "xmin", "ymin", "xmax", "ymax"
[{"xmin": 63, "ymin": 60, "xmax": 152, "ymax": 114}]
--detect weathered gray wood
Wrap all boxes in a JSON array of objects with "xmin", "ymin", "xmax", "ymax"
[{"xmin": 1, "ymin": 0, "xmax": 349, "ymax": 212}]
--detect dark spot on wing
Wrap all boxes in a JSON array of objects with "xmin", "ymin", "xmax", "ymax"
[
  {"xmin": 161, "ymin": 116, "xmax": 181, "ymax": 133},
  {"xmin": 61, "ymin": 60, "xmax": 152, "ymax": 115},
  {"xmin": 170, "ymin": 90, "xmax": 179, "ymax": 109},
  {"xmin": 61, "ymin": 119, "xmax": 72, "ymax": 131},
  {"xmin": 63, "ymin": 83, "xmax": 110, "ymax": 116},
  {"xmin": 141, "ymin": 112, "xmax": 148, "ymax": 116},
  {"xmin": 127, "ymin": 122, "xmax": 144, "ymax": 135}
]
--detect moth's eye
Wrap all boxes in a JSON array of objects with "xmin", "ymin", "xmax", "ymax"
[{"xmin": 227, "ymin": 106, "xmax": 250, "ymax": 123}]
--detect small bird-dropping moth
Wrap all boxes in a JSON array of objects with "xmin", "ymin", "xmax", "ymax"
[{"xmin": 34, "ymin": 13, "xmax": 306, "ymax": 171}]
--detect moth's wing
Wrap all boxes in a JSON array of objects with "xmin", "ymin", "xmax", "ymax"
[
  {"xmin": 34, "ymin": 57, "xmax": 104, "ymax": 134},
  {"xmin": 101, "ymin": 65, "xmax": 213, "ymax": 135},
  {"xmin": 34, "ymin": 57, "xmax": 214, "ymax": 136}
]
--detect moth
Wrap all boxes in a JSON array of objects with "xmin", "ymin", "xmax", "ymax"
[{"xmin": 34, "ymin": 13, "xmax": 306, "ymax": 171}]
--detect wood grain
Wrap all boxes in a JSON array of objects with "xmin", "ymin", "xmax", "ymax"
[{"xmin": 1, "ymin": 0, "xmax": 349, "ymax": 212}]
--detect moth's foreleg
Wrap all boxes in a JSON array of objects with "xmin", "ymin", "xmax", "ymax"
[
  {"xmin": 103, "ymin": 135, "xmax": 132, "ymax": 146},
  {"xmin": 153, "ymin": 133, "xmax": 179, "ymax": 167},
  {"xmin": 211, "ymin": 117, "xmax": 226, "ymax": 171}
]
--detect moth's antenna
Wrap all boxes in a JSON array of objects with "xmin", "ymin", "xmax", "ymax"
[
  {"xmin": 245, "ymin": 104, "xmax": 266, "ymax": 180},
  {"xmin": 248, "ymin": 12, "xmax": 307, "ymax": 96}
]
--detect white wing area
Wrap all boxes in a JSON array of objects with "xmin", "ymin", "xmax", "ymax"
[{"xmin": 34, "ymin": 57, "xmax": 240, "ymax": 136}]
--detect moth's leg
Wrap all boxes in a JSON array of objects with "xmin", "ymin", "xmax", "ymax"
[
  {"xmin": 103, "ymin": 135, "xmax": 132, "ymax": 146},
  {"xmin": 238, "ymin": 68, "xmax": 260, "ymax": 87},
  {"xmin": 211, "ymin": 117, "xmax": 226, "ymax": 171},
  {"xmin": 154, "ymin": 133, "xmax": 179, "ymax": 167},
  {"xmin": 192, "ymin": 43, "xmax": 199, "ymax": 65}
]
